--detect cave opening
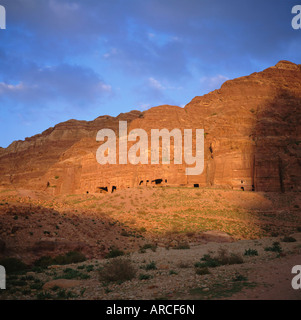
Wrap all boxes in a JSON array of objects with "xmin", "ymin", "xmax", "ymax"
[
  {"xmin": 112, "ymin": 186, "xmax": 117, "ymax": 193},
  {"xmin": 152, "ymin": 179, "xmax": 163, "ymax": 185},
  {"xmin": 194, "ymin": 184, "xmax": 200, "ymax": 188}
]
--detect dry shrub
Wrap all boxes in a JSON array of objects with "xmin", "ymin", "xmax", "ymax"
[
  {"xmin": 99, "ymin": 258, "xmax": 137, "ymax": 283},
  {"xmin": 216, "ymin": 248, "xmax": 243, "ymax": 265},
  {"xmin": 196, "ymin": 267, "xmax": 210, "ymax": 275},
  {"xmin": 195, "ymin": 248, "xmax": 243, "ymax": 268}
]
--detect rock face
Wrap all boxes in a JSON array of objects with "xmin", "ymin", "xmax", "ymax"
[{"xmin": 0, "ymin": 61, "xmax": 300, "ymax": 193}]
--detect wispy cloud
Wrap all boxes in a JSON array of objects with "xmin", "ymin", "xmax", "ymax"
[
  {"xmin": 200, "ymin": 75, "xmax": 229, "ymax": 92},
  {"xmin": 0, "ymin": 0, "xmax": 299, "ymax": 147},
  {"xmin": 148, "ymin": 77, "xmax": 165, "ymax": 90}
]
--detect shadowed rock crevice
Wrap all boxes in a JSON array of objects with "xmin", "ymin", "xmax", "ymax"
[{"xmin": 252, "ymin": 88, "xmax": 301, "ymax": 192}]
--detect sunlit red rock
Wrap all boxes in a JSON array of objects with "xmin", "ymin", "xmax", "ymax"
[{"xmin": 0, "ymin": 61, "xmax": 300, "ymax": 193}]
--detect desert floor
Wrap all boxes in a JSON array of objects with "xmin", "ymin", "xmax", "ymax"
[{"xmin": 0, "ymin": 186, "xmax": 300, "ymax": 300}]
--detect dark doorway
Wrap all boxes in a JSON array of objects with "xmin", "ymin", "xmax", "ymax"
[
  {"xmin": 241, "ymin": 187, "xmax": 244, "ymax": 191},
  {"xmin": 112, "ymin": 186, "xmax": 117, "ymax": 193},
  {"xmin": 98, "ymin": 187, "xmax": 108, "ymax": 192},
  {"xmin": 194, "ymin": 184, "xmax": 200, "ymax": 188},
  {"xmin": 152, "ymin": 179, "xmax": 163, "ymax": 185}
]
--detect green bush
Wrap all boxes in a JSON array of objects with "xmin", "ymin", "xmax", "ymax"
[
  {"xmin": 33, "ymin": 251, "xmax": 86, "ymax": 268},
  {"xmin": 30, "ymin": 282, "xmax": 44, "ymax": 290},
  {"xmin": 56, "ymin": 289, "xmax": 77, "ymax": 299},
  {"xmin": 195, "ymin": 253, "xmax": 220, "ymax": 268},
  {"xmin": 145, "ymin": 261, "xmax": 157, "ymax": 270},
  {"xmin": 232, "ymin": 274, "xmax": 248, "ymax": 282},
  {"xmin": 139, "ymin": 273, "xmax": 153, "ymax": 280},
  {"xmin": 281, "ymin": 236, "xmax": 296, "ymax": 243},
  {"xmin": 169, "ymin": 270, "xmax": 178, "ymax": 275},
  {"xmin": 55, "ymin": 268, "xmax": 90, "ymax": 280},
  {"xmin": 86, "ymin": 265, "xmax": 94, "ymax": 272},
  {"xmin": 33, "ymin": 256, "xmax": 54, "ymax": 268},
  {"xmin": 244, "ymin": 249, "xmax": 258, "ymax": 256},
  {"xmin": 105, "ymin": 248, "xmax": 125, "ymax": 259},
  {"xmin": 139, "ymin": 243, "xmax": 157, "ymax": 253},
  {"xmin": 36, "ymin": 291, "xmax": 53, "ymax": 300},
  {"xmin": 195, "ymin": 267, "xmax": 210, "ymax": 275},
  {"xmin": 264, "ymin": 242, "xmax": 282, "ymax": 253},
  {"xmin": 54, "ymin": 251, "xmax": 86, "ymax": 265},
  {"xmin": 0, "ymin": 257, "xmax": 28, "ymax": 274},
  {"xmin": 9, "ymin": 279, "xmax": 27, "ymax": 287},
  {"xmin": 195, "ymin": 249, "xmax": 243, "ymax": 269}
]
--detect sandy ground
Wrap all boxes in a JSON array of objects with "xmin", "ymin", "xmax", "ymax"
[{"xmin": 0, "ymin": 187, "xmax": 300, "ymax": 300}]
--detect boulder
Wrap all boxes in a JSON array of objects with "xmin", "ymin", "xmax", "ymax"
[{"xmin": 199, "ymin": 230, "xmax": 234, "ymax": 243}]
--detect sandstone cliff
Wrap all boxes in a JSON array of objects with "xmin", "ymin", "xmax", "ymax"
[{"xmin": 0, "ymin": 61, "xmax": 300, "ymax": 193}]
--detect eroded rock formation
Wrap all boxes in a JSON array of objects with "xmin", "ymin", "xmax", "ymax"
[{"xmin": 0, "ymin": 61, "xmax": 300, "ymax": 193}]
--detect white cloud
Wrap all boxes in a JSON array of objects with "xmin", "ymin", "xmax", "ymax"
[
  {"xmin": 0, "ymin": 82, "xmax": 25, "ymax": 94},
  {"xmin": 200, "ymin": 74, "xmax": 229, "ymax": 91},
  {"xmin": 148, "ymin": 77, "xmax": 165, "ymax": 90},
  {"xmin": 49, "ymin": 0, "xmax": 80, "ymax": 14},
  {"xmin": 98, "ymin": 83, "xmax": 112, "ymax": 92},
  {"xmin": 138, "ymin": 103, "xmax": 152, "ymax": 111},
  {"xmin": 103, "ymin": 48, "xmax": 118, "ymax": 59}
]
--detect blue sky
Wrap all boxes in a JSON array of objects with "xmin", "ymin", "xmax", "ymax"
[{"xmin": 0, "ymin": 0, "xmax": 300, "ymax": 147}]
